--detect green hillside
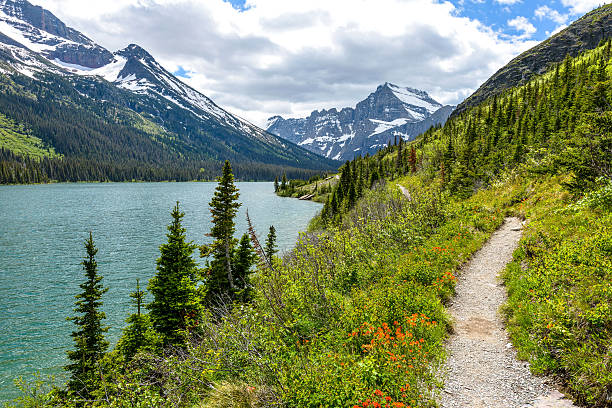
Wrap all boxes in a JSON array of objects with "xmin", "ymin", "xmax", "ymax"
[{"xmin": 0, "ymin": 112, "xmax": 60, "ymax": 160}]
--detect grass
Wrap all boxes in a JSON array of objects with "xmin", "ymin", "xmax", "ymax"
[
  {"xmin": 499, "ymin": 176, "xmax": 612, "ymax": 407},
  {"xmin": 0, "ymin": 113, "xmax": 60, "ymax": 160}
]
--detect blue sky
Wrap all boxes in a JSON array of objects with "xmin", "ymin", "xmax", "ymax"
[
  {"xmin": 34, "ymin": 0, "xmax": 607, "ymax": 126},
  {"xmin": 449, "ymin": 0, "xmax": 587, "ymax": 40}
]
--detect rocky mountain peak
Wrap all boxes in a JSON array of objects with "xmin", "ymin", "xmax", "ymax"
[
  {"xmin": 1, "ymin": 0, "xmax": 91, "ymax": 45},
  {"xmin": 0, "ymin": 0, "xmax": 113, "ymax": 68},
  {"xmin": 267, "ymin": 83, "xmax": 453, "ymax": 161},
  {"xmin": 117, "ymin": 44, "xmax": 155, "ymax": 61}
]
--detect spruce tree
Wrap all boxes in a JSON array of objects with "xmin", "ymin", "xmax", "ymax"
[
  {"xmin": 118, "ymin": 280, "xmax": 160, "ymax": 360},
  {"xmin": 396, "ymin": 137, "xmax": 404, "ymax": 174},
  {"xmin": 264, "ymin": 225, "xmax": 278, "ymax": 262},
  {"xmin": 281, "ymin": 173, "xmax": 287, "ymax": 190},
  {"xmin": 232, "ymin": 234, "xmax": 256, "ymax": 302},
  {"xmin": 147, "ymin": 202, "xmax": 201, "ymax": 348},
  {"xmin": 274, "ymin": 176, "xmax": 279, "ymax": 192},
  {"xmin": 206, "ymin": 160, "xmax": 241, "ymax": 304},
  {"xmin": 66, "ymin": 232, "xmax": 108, "ymax": 401}
]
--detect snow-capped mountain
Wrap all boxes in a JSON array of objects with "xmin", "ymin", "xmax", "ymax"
[
  {"xmin": 267, "ymin": 83, "xmax": 454, "ymax": 161},
  {"xmin": 0, "ymin": 0, "xmax": 334, "ymax": 175}
]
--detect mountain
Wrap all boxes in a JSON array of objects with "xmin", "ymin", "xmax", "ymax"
[
  {"xmin": 453, "ymin": 4, "xmax": 612, "ymax": 117},
  {"xmin": 266, "ymin": 83, "xmax": 453, "ymax": 161},
  {"xmin": 0, "ymin": 0, "xmax": 337, "ymax": 182}
]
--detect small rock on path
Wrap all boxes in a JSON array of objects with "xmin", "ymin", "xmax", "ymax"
[{"xmin": 440, "ymin": 217, "xmax": 577, "ymax": 408}]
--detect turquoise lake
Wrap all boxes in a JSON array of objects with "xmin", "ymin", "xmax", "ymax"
[{"xmin": 0, "ymin": 182, "xmax": 321, "ymax": 401}]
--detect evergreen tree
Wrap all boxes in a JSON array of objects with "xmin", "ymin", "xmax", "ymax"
[
  {"xmin": 281, "ymin": 173, "xmax": 287, "ymax": 190},
  {"xmin": 147, "ymin": 202, "xmax": 201, "ymax": 348},
  {"xmin": 205, "ymin": 160, "xmax": 241, "ymax": 304},
  {"xmin": 264, "ymin": 225, "xmax": 278, "ymax": 262},
  {"xmin": 369, "ymin": 168, "xmax": 380, "ymax": 187},
  {"xmin": 396, "ymin": 138, "xmax": 404, "ymax": 174},
  {"xmin": 118, "ymin": 280, "xmax": 160, "ymax": 360},
  {"xmin": 274, "ymin": 176, "xmax": 279, "ymax": 192},
  {"xmin": 232, "ymin": 234, "xmax": 256, "ymax": 302},
  {"xmin": 65, "ymin": 232, "xmax": 108, "ymax": 401}
]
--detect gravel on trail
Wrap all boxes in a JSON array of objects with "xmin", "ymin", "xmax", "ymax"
[{"xmin": 439, "ymin": 217, "xmax": 578, "ymax": 408}]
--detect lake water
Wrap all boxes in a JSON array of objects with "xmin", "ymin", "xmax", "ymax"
[{"xmin": 0, "ymin": 182, "xmax": 321, "ymax": 401}]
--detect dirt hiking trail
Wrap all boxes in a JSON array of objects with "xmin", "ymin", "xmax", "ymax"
[{"xmin": 440, "ymin": 217, "xmax": 577, "ymax": 408}]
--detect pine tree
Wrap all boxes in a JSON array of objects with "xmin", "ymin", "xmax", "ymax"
[
  {"xmin": 274, "ymin": 176, "xmax": 279, "ymax": 192},
  {"xmin": 206, "ymin": 160, "xmax": 241, "ymax": 304},
  {"xmin": 396, "ymin": 137, "xmax": 404, "ymax": 174},
  {"xmin": 232, "ymin": 234, "xmax": 256, "ymax": 302},
  {"xmin": 66, "ymin": 232, "xmax": 108, "ymax": 401},
  {"xmin": 264, "ymin": 225, "xmax": 278, "ymax": 262},
  {"xmin": 148, "ymin": 202, "xmax": 201, "ymax": 348},
  {"xmin": 281, "ymin": 173, "xmax": 287, "ymax": 190},
  {"xmin": 118, "ymin": 279, "xmax": 160, "ymax": 360}
]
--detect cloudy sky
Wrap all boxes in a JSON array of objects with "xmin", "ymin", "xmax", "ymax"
[{"xmin": 31, "ymin": 0, "xmax": 606, "ymax": 127}]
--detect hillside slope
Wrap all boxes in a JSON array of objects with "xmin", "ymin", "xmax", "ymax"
[{"xmin": 453, "ymin": 4, "xmax": 612, "ymax": 116}]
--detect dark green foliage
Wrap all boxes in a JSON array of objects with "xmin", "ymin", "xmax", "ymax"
[
  {"xmin": 147, "ymin": 202, "xmax": 201, "ymax": 348},
  {"xmin": 117, "ymin": 280, "xmax": 160, "ymax": 360},
  {"xmin": 264, "ymin": 225, "xmax": 278, "ymax": 262},
  {"xmin": 205, "ymin": 161, "xmax": 241, "ymax": 304},
  {"xmin": 232, "ymin": 234, "xmax": 256, "ymax": 303},
  {"xmin": 65, "ymin": 232, "xmax": 109, "ymax": 401},
  {"xmin": 274, "ymin": 176, "xmax": 279, "ymax": 192},
  {"xmin": 563, "ymin": 112, "xmax": 612, "ymax": 192},
  {"xmin": 281, "ymin": 173, "xmax": 287, "ymax": 190}
]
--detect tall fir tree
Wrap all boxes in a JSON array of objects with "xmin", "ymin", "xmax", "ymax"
[
  {"xmin": 65, "ymin": 232, "xmax": 108, "ymax": 401},
  {"xmin": 206, "ymin": 160, "xmax": 241, "ymax": 304},
  {"xmin": 281, "ymin": 173, "xmax": 287, "ymax": 190},
  {"xmin": 274, "ymin": 176, "xmax": 279, "ymax": 192},
  {"xmin": 396, "ymin": 137, "xmax": 404, "ymax": 174},
  {"xmin": 232, "ymin": 233, "xmax": 256, "ymax": 302},
  {"xmin": 264, "ymin": 225, "xmax": 278, "ymax": 262},
  {"xmin": 147, "ymin": 202, "xmax": 201, "ymax": 348}
]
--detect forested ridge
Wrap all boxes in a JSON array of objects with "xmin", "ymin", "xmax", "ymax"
[{"xmin": 0, "ymin": 68, "xmax": 337, "ymax": 183}]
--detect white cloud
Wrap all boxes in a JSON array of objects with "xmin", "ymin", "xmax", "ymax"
[
  {"xmin": 507, "ymin": 16, "xmax": 536, "ymax": 38},
  {"xmin": 494, "ymin": 0, "xmax": 521, "ymax": 4},
  {"xmin": 561, "ymin": 0, "xmax": 608, "ymax": 15},
  {"xmin": 534, "ymin": 5, "xmax": 568, "ymax": 24},
  {"xmin": 30, "ymin": 0, "xmax": 537, "ymax": 127}
]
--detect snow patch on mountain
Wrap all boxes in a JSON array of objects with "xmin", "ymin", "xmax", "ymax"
[
  {"xmin": 369, "ymin": 118, "xmax": 410, "ymax": 137},
  {"xmin": 386, "ymin": 83, "xmax": 441, "ymax": 113}
]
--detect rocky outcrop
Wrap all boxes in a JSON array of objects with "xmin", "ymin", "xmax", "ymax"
[
  {"xmin": 46, "ymin": 44, "xmax": 113, "ymax": 68},
  {"xmin": 0, "ymin": 0, "xmax": 114, "ymax": 68},
  {"xmin": 453, "ymin": 4, "xmax": 612, "ymax": 117},
  {"xmin": 267, "ymin": 83, "xmax": 453, "ymax": 161}
]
